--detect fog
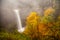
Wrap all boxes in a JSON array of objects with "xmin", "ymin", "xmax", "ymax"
[{"xmin": 1, "ymin": 0, "xmax": 59, "ymax": 31}]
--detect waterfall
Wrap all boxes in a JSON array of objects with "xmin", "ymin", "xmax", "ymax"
[{"xmin": 14, "ymin": 9, "xmax": 25, "ymax": 33}]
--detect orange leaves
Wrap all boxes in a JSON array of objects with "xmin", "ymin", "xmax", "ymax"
[
  {"xmin": 24, "ymin": 10, "xmax": 55, "ymax": 36},
  {"xmin": 38, "ymin": 23, "xmax": 49, "ymax": 35},
  {"xmin": 23, "ymin": 7, "xmax": 60, "ymax": 39}
]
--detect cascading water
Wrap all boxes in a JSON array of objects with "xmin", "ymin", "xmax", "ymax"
[{"xmin": 14, "ymin": 9, "xmax": 25, "ymax": 33}]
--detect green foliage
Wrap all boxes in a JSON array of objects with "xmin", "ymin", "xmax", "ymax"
[
  {"xmin": 0, "ymin": 31, "xmax": 31, "ymax": 40},
  {"xmin": 0, "ymin": 8, "xmax": 60, "ymax": 40},
  {"xmin": 23, "ymin": 8, "xmax": 60, "ymax": 40}
]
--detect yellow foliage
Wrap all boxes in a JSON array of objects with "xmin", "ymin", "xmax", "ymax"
[
  {"xmin": 27, "ymin": 12, "xmax": 38, "ymax": 22},
  {"xmin": 26, "ymin": 12, "xmax": 40, "ymax": 27},
  {"xmin": 24, "ymin": 12, "xmax": 39, "ymax": 36},
  {"xmin": 44, "ymin": 7, "xmax": 55, "ymax": 16},
  {"xmin": 23, "ymin": 7, "xmax": 60, "ymax": 39},
  {"xmin": 24, "ymin": 10, "xmax": 55, "ymax": 36}
]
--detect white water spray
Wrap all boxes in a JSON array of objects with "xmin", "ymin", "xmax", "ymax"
[{"xmin": 14, "ymin": 9, "xmax": 25, "ymax": 33}]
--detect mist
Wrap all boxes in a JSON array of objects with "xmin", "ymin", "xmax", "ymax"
[{"xmin": 0, "ymin": 0, "xmax": 59, "ymax": 31}]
